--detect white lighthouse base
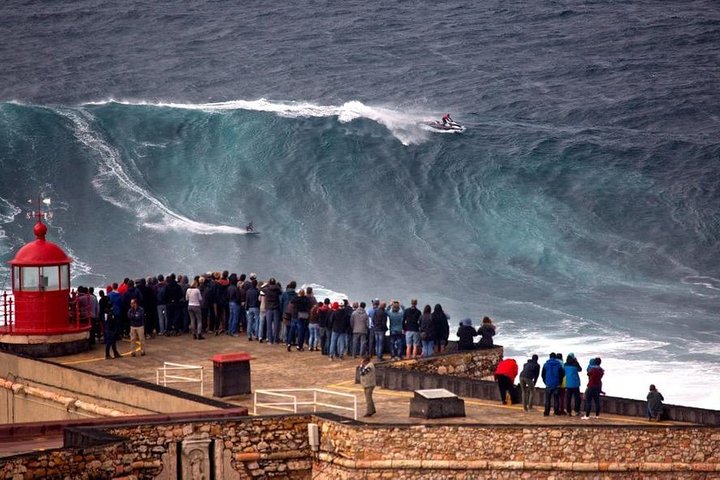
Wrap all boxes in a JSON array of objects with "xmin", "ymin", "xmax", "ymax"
[{"xmin": 0, "ymin": 331, "xmax": 90, "ymax": 357}]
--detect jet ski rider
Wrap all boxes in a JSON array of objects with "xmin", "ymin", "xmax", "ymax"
[{"xmin": 442, "ymin": 113, "xmax": 454, "ymax": 126}]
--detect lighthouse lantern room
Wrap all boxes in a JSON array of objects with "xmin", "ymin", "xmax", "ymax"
[{"xmin": 0, "ymin": 201, "xmax": 90, "ymax": 357}]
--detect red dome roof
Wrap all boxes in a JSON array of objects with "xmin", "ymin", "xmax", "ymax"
[{"xmin": 10, "ymin": 222, "xmax": 71, "ymax": 266}]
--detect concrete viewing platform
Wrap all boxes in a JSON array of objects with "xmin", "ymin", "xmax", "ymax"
[{"xmin": 43, "ymin": 333, "xmax": 683, "ymax": 427}]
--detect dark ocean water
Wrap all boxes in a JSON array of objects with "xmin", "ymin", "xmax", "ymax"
[{"xmin": 1, "ymin": 0, "xmax": 719, "ymax": 407}]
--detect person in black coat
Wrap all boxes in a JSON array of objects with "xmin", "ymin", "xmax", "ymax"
[
  {"xmin": 432, "ymin": 304, "xmax": 449, "ymax": 354},
  {"xmin": 477, "ymin": 316, "xmax": 496, "ymax": 348},
  {"xmin": 456, "ymin": 318, "xmax": 478, "ymax": 351},
  {"xmin": 329, "ymin": 302, "xmax": 350, "ymax": 360},
  {"xmin": 519, "ymin": 354, "xmax": 541, "ymax": 411},
  {"xmin": 103, "ymin": 302, "xmax": 121, "ymax": 359}
]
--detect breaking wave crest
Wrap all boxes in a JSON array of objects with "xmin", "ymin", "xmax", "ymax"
[
  {"xmin": 85, "ymin": 98, "xmax": 440, "ymax": 146},
  {"xmin": 53, "ymin": 107, "xmax": 247, "ymax": 235}
]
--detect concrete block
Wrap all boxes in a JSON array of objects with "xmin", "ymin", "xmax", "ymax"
[{"xmin": 409, "ymin": 389, "xmax": 465, "ymax": 419}]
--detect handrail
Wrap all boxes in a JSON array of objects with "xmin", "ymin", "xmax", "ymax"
[
  {"xmin": 155, "ymin": 362, "xmax": 204, "ymax": 396},
  {"xmin": 1, "ymin": 291, "xmax": 14, "ymax": 331},
  {"xmin": 254, "ymin": 388, "xmax": 357, "ymax": 420}
]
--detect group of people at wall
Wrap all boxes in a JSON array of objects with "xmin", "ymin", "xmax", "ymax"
[
  {"xmin": 494, "ymin": 353, "xmax": 665, "ymax": 421},
  {"xmin": 77, "ymin": 270, "xmax": 497, "ymax": 362},
  {"xmin": 456, "ymin": 316, "xmax": 496, "ymax": 350}
]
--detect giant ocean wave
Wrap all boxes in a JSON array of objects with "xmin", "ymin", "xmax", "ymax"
[{"xmin": 1, "ymin": 97, "xmax": 719, "ymax": 407}]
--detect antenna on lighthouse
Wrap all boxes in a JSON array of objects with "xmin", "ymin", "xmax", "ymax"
[{"xmin": 25, "ymin": 195, "xmax": 54, "ymax": 221}]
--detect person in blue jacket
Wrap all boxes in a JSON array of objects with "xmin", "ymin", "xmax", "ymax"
[
  {"xmin": 563, "ymin": 353, "xmax": 583, "ymax": 416},
  {"xmin": 541, "ymin": 352, "xmax": 565, "ymax": 416}
]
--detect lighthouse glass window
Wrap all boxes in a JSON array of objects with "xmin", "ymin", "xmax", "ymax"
[
  {"xmin": 21, "ymin": 267, "xmax": 39, "ymax": 291},
  {"xmin": 41, "ymin": 266, "xmax": 60, "ymax": 290}
]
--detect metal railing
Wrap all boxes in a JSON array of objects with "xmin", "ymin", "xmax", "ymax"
[
  {"xmin": 155, "ymin": 362, "xmax": 205, "ymax": 396},
  {"xmin": 253, "ymin": 388, "xmax": 357, "ymax": 420},
  {"xmin": 0, "ymin": 291, "xmax": 14, "ymax": 330}
]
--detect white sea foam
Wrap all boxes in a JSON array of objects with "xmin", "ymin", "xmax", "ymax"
[
  {"xmin": 84, "ymin": 98, "xmax": 443, "ymax": 146},
  {"xmin": 597, "ymin": 357, "xmax": 720, "ymax": 410},
  {"xmin": 0, "ymin": 197, "xmax": 21, "ymax": 225},
  {"xmin": 53, "ymin": 107, "xmax": 247, "ymax": 235},
  {"xmin": 503, "ymin": 331, "xmax": 720, "ymax": 409},
  {"xmin": 682, "ymin": 275, "xmax": 720, "ymax": 291},
  {"xmin": 301, "ymin": 283, "xmax": 348, "ymax": 304}
]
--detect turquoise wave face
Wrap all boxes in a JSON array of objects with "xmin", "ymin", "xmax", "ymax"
[{"xmin": 1, "ymin": 100, "xmax": 718, "ymax": 344}]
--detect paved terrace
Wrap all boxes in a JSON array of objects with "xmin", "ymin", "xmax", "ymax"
[{"xmin": 53, "ymin": 334, "xmax": 676, "ymax": 427}]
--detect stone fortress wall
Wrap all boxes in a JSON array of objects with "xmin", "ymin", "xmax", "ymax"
[{"xmin": 2, "ymin": 413, "xmax": 720, "ymax": 479}]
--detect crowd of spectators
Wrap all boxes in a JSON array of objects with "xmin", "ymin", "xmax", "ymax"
[
  {"xmin": 73, "ymin": 270, "xmax": 665, "ymax": 422},
  {"xmin": 72, "ymin": 270, "xmax": 499, "ymax": 361}
]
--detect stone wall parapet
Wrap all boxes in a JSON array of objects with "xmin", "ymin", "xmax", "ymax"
[{"xmin": 384, "ymin": 346, "xmax": 503, "ymax": 379}]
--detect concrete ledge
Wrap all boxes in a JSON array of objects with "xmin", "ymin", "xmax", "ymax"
[{"xmin": 0, "ymin": 337, "xmax": 89, "ymax": 357}]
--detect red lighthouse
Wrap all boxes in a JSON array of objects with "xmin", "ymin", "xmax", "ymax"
[{"xmin": 0, "ymin": 206, "xmax": 90, "ymax": 356}]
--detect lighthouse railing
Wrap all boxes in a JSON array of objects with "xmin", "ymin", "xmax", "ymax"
[
  {"xmin": 6, "ymin": 293, "xmax": 90, "ymax": 334},
  {"xmin": 1, "ymin": 291, "xmax": 14, "ymax": 332}
]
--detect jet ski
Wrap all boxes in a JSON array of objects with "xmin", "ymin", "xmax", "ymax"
[{"xmin": 424, "ymin": 120, "xmax": 466, "ymax": 132}]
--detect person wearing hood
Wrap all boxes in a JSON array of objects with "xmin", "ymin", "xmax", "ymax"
[
  {"xmin": 519, "ymin": 354, "xmax": 540, "ymax": 411},
  {"xmin": 541, "ymin": 353, "xmax": 565, "ymax": 416},
  {"xmin": 583, "ymin": 357, "xmax": 605, "ymax": 419},
  {"xmin": 564, "ymin": 353, "xmax": 583, "ymax": 416},
  {"xmin": 456, "ymin": 319, "xmax": 478, "ymax": 351},
  {"xmin": 494, "ymin": 357, "xmax": 519, "ymax": 404}
]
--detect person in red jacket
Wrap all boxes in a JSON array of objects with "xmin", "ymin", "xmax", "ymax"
[
  {"xmin": 494, "ymin": 358, "xmax": 519, "ymax": 405},
  {"xmin": 583, "ymin": 357, "xmax": 605, "ymax": 419}
]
